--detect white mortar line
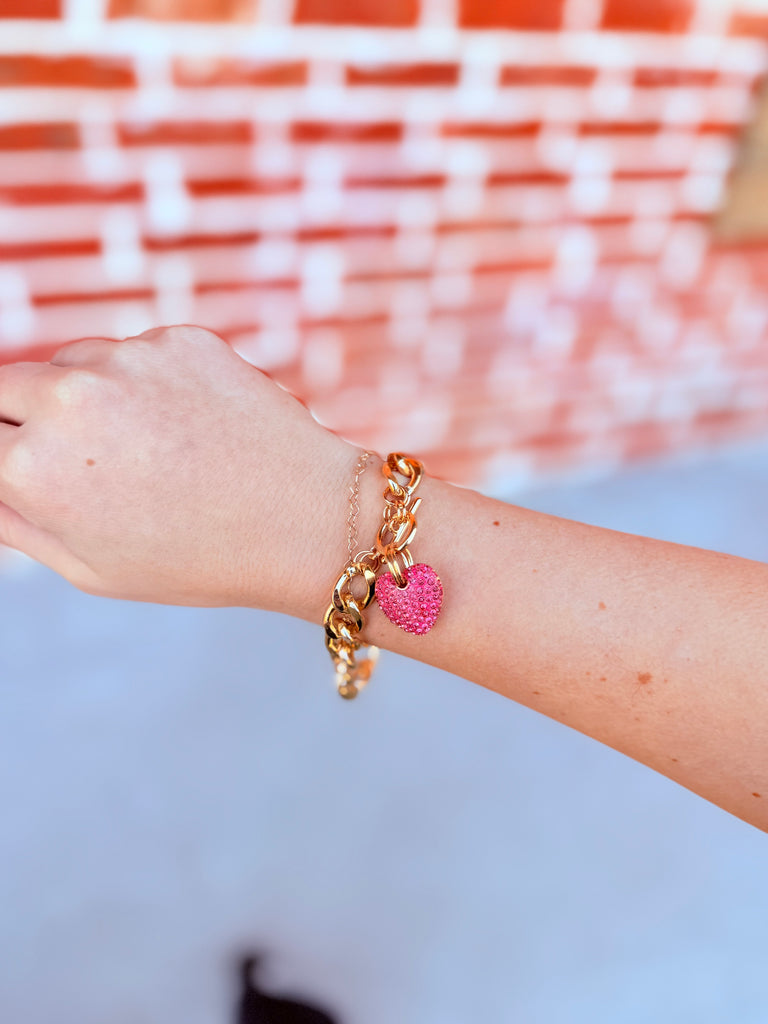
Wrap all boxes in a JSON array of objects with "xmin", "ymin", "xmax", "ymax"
[
  {"xmin": 0, "ymin": 83, "xmax": 757, "ymax": 125},
  {"xmin": 0, "ymin": 23, "xmax": 764, "ymax": 73},
  {"xmin": 62, "ymin": 0, "xmax": 109, "ymax": 26}
]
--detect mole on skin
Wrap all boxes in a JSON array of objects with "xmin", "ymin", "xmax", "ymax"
[
  {"xmin": 598, "ymin": 601, "xmax": 606, "ymax": 610},
  {"xmin": 493, "ymin": 520, "xmax": 500, "ymax": 526},
  {"xmin": 753, "ymin": 792, "xmax": 762, "ymax": 798},
  {"xmin": 86, "ymin": 459, "xmax": 95, "ymax": 466},
  {"xmin": 637, "ymin": 672, "xmax": 652, "ymax": 685}
]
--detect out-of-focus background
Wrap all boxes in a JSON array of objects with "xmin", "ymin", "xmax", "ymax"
[
  {"xmin": 3, "ymin": 0, "xmax": 768, "ymax": 482},
  {"xmin": 2, "ymin": 1, "xmax": 768, "ymax": 1022}
]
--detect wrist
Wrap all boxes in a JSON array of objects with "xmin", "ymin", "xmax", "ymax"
[
  {"xmin": 318, "ymin": 450, "xmax": 451, "ymax": 694},
  {"xmin": 268, "ymin": 434, "xmax": 369, "ymax": 623}
]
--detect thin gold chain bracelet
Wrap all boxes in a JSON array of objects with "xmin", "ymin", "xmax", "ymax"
[{"xmin": 324, "ymin": 451, "xmax": 444, "ymax": 700}]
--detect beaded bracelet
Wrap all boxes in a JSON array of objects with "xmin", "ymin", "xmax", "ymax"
[{"xmin": 324, "ymin": 451, "xmax": 443, "ymax": 700}]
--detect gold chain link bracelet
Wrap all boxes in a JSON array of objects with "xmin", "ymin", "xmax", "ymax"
[{"xmin": 324, "ymin": 452, "xmax": 443, "ymax": 700}]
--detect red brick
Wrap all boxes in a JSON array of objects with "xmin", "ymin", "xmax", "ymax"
[
  {"xmin": 0, "ymin": 183, "xmax": 142, "ymax": 204},
  {"xmin": 613, "ymin": 168, "xmax": 685, "ymax": 181},
  {"xmin": 347, "ymin": 266, "xmax": 429, "ymax": 285},
  {"xmin": 729, "ymin": 13, "xmax": 768, "ymax": 38},
  {"xmin": 173, "ymin": 58, "xmax": 307, "ymax": 87},
  {"xmin": 443, "ymin": 122, "xmax": 540, "ymax": 139},
  {"xmin": 291, "ymin": 121, "xmax": 403, "ymax": 143},
  {"xmin": 699, "ymin": 122, "xmax": 742, "ymax": 138},
  {"xmin": 0, "ymin": 0, "xmax": 61, "ymax": 15},
  {"xmin": 144, "ymin": 231, "xmax": 262, "ymax": 250},
  {"xmin": 297, "ymin": 225, "xmax": 396, "ymax": 242},
  {"xmin": 0, "ymin": 55, "xmax": 135, "ymax": 88},
  {"xmin": 580, "ymin": 122, "xmax": 662, "ymax": 136},
  {"xmin": 0, "ymin": 239, "xmax": 100, "ymax": 261},
  {"xmin": 601, "ymin": 0, "xmax": 694, "ymax": 32},
  {"xmin": 298, "ymin": 310, "xmax": 390, "ymax": 331},
  {"xmin": 186, "ymin": 177, "xmax": 300, "ymax": 196},
  {"xmin": 488, "ymin": 170, "xmax": 568, "ymax": 187},
  {"xmin": 196, "ymin": 279, "xmax": 298, "ymax": 296},
  {"xmin": 138, "ymin": 226, "xmax": 396, "ymax": 253},
  {"xmin": 0, "ymin": 123, "xmax": 79, "ymax": 150},
  {"xmin": 501, "ymin": 66, "xmax": 596, "ymax": 87},
  {"xmin": 33, "ymin": 286, "xmax": 154, "ymax": 307},
  {"xmin": 294, "ymin": 0, "xmax": 418, "ymax": 25},
  {"xmin": 346, "ymin": 63, "xmax": 460, "ymax": 87},
  {"xmin": 621, "ymin": 421, "xmax": 681, "ymax": 461},
  {"xmin": 459, "ymin": 0, "xmax": 565, "ymax": 30},
  {"xmin": 694, "ymin": 409, "xmax": 742, "ymax": 431},
  {"xmin": 634, "ymin": 68, "xmax": 720, "ymax": 88},
  {"xmin": 118, "ymin": 121, "xmax": 254, "ymax": 146},
  {"xmin": 345, "ymin": 173, "xmax": 446, "ymax": 189},
  {"xmin": 523, "ymin": 429, "xmax": 586, "ymax": 453},
  {"xmin": 110, "ymin": 0, "xmax": 255, "ymax": 20},
  {"xmin": 474, "ymin": 256, "xmax": 552, "ymax": 275}
]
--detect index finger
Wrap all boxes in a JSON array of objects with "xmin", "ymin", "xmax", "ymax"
[
  {"xmin": 0, "ymin": 361, "xmax": 65, "ymax": 426},
  {"xmin": 50, "ymin": 336, "xmax": 120, "ymax": 367}
]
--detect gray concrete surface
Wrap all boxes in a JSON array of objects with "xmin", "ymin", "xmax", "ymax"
[{"xmin": 1, "ymin": 438, "xmax": 767, "ymax": 1024}]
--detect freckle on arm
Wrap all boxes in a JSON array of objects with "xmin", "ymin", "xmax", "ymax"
[{"xmin": 86, "ymin": 459, "xmax": 95, "ymax": 466}]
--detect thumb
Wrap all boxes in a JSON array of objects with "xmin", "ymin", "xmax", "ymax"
[{"xmin": 0, "ymin": 501, "xmax": 88, "ymax": 584}]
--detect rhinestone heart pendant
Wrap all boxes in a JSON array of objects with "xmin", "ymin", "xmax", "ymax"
[{"xmin": 375, "ymin": 563, "xmax": 443, "ymax": 635}]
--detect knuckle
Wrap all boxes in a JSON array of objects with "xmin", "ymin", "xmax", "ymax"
[
  {"xmin": 111, "ymin": 336, "xmax": 150, "ymax": 365},
  {"xmin": 0, "ymin": 438, "xmax": 35, "ymax": 491},
  {"xmin": 50, "ymin": 341, "xmax": 78, "ymax": 364},
  {"xmin": 124, "ymin": 325, "xmax": 228, "ymax": 363},
  {"xmin": 51, "ymin": 367, "xmax": 102, "ymax": 407},
  {"xmin": 50, "ymin": 337, "xmax": 113, "ymax": 366},
  {"xmin": 166, "ymin": 324, "xmax": 225, "ymax": 348}
]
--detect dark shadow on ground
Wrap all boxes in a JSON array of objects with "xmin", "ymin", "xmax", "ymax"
[{"xmin": 235, "ymin": 955, "xmax": 340, "ymax": 1024}]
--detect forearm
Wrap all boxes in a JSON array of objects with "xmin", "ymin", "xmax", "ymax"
[
  {"xmin": 303, "ymin": 450, "xmax": 768, "ymax": 831},
  {"xmin": 3, "ymin": 329, "xmax": 764, "ymax": 830}
]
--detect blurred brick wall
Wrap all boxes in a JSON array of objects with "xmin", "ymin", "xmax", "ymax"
[{"xmin": 1, "ymin": 1, "xmax": 768, "ymax": 488}]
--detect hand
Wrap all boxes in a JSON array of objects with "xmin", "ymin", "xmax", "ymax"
[{"xmin": 0, "ymin": 325, "xmax": 354, "ymax": 615}]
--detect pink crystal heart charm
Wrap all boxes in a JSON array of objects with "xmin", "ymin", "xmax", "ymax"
[{"xmin": 375, "ymin": 562, "xmax": 443, "ymax": 635}]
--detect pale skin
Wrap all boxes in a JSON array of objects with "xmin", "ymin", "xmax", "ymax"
[{"xmin": 0, "ymin": 325, "xmax": 766, "ymax": 831}]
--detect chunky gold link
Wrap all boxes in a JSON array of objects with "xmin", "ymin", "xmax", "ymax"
[
  {"xmin": 382, "ymin": 544, "xmax": 413, "ymax": 588},
  {"xmin": 324, "ymin": 451, "xmax": 424, "ymax": 699},
  {"xmin": 375, "ymin": 500, "xmax": 420, "ymax": 557},
  {"xmin": 331, "ymin": 562, "xmax": 377, "ymax": 613},
  {"xmin": 324, "ymin": 601, "xmax": 363, "ymax": 639},
  {"xmin": 382, "ymin": 453, "xmax": 423, "ymax": 492}
]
